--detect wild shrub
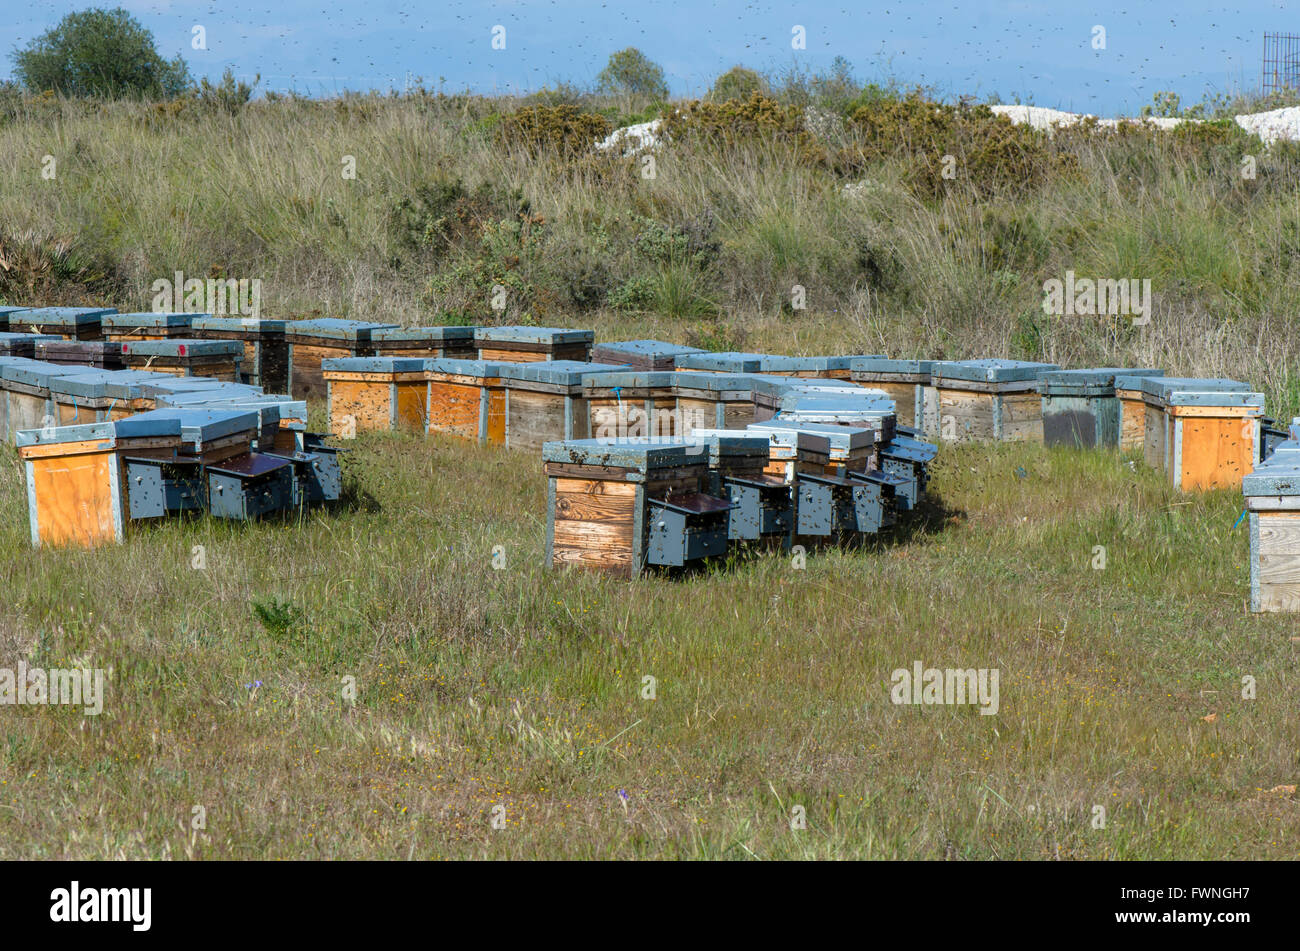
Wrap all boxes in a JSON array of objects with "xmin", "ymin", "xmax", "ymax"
[{"xmin": 496, "ymin": 104, "xmax": 611, "ymax": 159}]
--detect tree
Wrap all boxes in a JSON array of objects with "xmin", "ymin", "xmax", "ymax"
[
  {"xmin": 12, "ymin": 7, "xmax": 191, "ymax": 99},
  {"xmin": 597, "ymin": 47, "xmax": 668, "ymax": 100},
  {"xmin": 708, "ymin": 66, "xmax": 766, "ymax": 102}
]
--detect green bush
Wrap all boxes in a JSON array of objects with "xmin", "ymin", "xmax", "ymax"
[
  {"xmin": 708, "ymin": 66, "xmax": 766, "ymax": 102},
  {"xmin": 496, "ymin": 104, "xmax": 611, "ymax": 159},
  {"xmin": 12, "ymin": 7, "xmax": 191, "ymax": 99},
  {"xmin": 597, "ymin": 48, "xmax": 669, "ymax": 100}
]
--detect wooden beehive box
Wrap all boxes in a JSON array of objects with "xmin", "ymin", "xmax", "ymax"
[
  {"xmin": 132, "ymin": 407, "xmax": 260, "ymax": 464},
  {"xmin": 774, "ymin": 391, "xmax": 896, "ymax": 445},
  {"xmin": 673, "ymin": 372, "xmax": 760, "ymax": 435},
  {"xmin": 1136, "ymin": 377, "xmax": 1250, "ymax": 471},
  {"xmin": 188, "ymin": 317, "xmax": 289, "ymax": 391},
  {"xmin": 0, "ymin": 306, "xmax": 33, "ymax": 332},
  {"xmin": 46, "ymin": 371, "xmax": 161, "ymax": 425},
  {"xmin": 101, "ymin": 311, "xmax": 198, "ymax": 342},
  {"xmin": 582, "ymin": 370, "xmax": 680, "ymax": 440},
  {"xmin": 35, "ymin": 339, "xmax": 127, "ymax": 369},
  {"xmin": 754, "ymin": 354, "xmax": 882, "ymax": 380},
  {"xmin": 675, "ymin": 351, "xmax": 767, "ymax": 374},
  {"xmin": 12, "ymin": 307, "xmax": 114, "ymax": 341},
  {"xmin": 748, "ymin": 420, "xmax": 875, "ymax": 476},
  {"xmin": 423, "ymin": 358, "xmax": 508, "ymax": 443},
  {"xmin": 1038, "ymin": 367, "xmax": 1163, "ymax": 450},
  {"xmin": 849, "ymin": 357, "xmax": 938, "ymax": 433},
  {"xmin": 152, "ymin": 389, "xmax": 305, "ymax": 452},
  {"xmin": 500, "ymin": 361, "xmax": 629, "ymax": 453},
  {"xmin": 284, "ymin": 319, "xmax": 398, "ymax": 400},
  {"xmin": 370, "ymin": 326, "xmax": 478, "ymax": 360},
  {"xmin": 15, "ymin": 415, "xmax": 183, "ymax": 548},
  {"xmin": 1163, "ymin": 388, "xmax": 1264, "ymax": 491},
  {"xmin": 1112, "ymin": 371, "xmax": 1167, "ymax": 452},
  {"xmin": 322, "ymin": 356, "xmax": 430, "ymax": 435},
  {"xmin": 474, "ymin": 326, "xmax": 593, "ymax": 363},
  {"xmin": 543, "ymin": 438, "xmax": 723, "ymax": 577},
  {"xmin": 749, "ymin": 376, "xmax": 860, "ymax": 422},
  {"xmin": 119, "ymin": 338, "xmax": 243, "ymax": 381},
  {"xmin": 931, "ymin": 359, "xmax": 1058, "ymax": 443},
  {"xmin": 1, "ymin": 361, "xmax": 103, "ymax": 441},
  {"xmin": 1244, "ymin": 454, "xmax": 1300, "ymax": 612},
  {"xmin": 0, "ymin": 332, "xmax": 61, "ymax": 358},
  {"xmin": 687, "ymin": 430, "xmax": 792, "ymax": 542},
  {"xmin": 590, "ymin": 339, "xmax": 705, "ymax": 371}
]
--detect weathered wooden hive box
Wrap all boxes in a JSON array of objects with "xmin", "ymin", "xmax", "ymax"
[
  {"xmin": 748, "ymin": 420, "xmax": 875, "ymax": 476},
  {"xmin": 1, "ymin": 361, "xmax": 103, "ymax": 440},
  {"xmin": 188, "ymin": 317, "xmax": 288, "ymax": 391},
  {"xmin": 474, "ymin": 326, "xmax": 593, "ymax": 363},
  {"xmin": 370, "ymin": 326, "xmax": 478, "ymax": 360},
  {"xmin": 150, "ymin": 389, "xmax": 304, "ymax": 452},
  {"xmin": 590, "ymin": 339, "xmax": 705, "ymax": 371},
  {"xmin": 687, "ymin": 430, "xmax": 794, "ymax": 542},
  {"xmin": 101, "ymin": 311, "xmax": 198, "ymax": 342},
  {"xmin": 322, "ymin": 356, "xmax": 430, "ymax": 435},
  {"xmin": 742, "ymin": 425, "xmax": 832, "ymax": 482},
  {"xmin": 675, "ymin": 352, "xmax": 767, "ymax": 374},
  {"xmin": 581, "ymin": 370, "xmax": 679, "ymax": 440},
  {"xmin": 1113, "ymin": 372, "xmax": 1168, "ymax": 452},
  {"xmin": 500, "ymin": 361, "xmax": 628, "ymax": 452},
  {"xmin": 543, "ymin": 438, "xmax": 730, "ymax": 577},
  {"xmin": 15, "ymin": 415, "xmax": 183, "ymax": 547},
  {"xmin": 0, "ymin": 307, "xmax": 32, "ymax": 331},
  {"xmin": 1162, "ymin": 387, "xmax": 1264, "ymax": 491},
  {"xmin": 135, "ymin": 407, "xmax": 261, "ymax": 464},
  {"xmin": 284, "ymin": 319, "xmax": 398, "ymax": 400},
  {"xmin": 849, "ymin": 357, "xmax": 938, "ymax": 433},
  {"xmin": 673, "ymin": 372, "xmax": 760, "ymax": 435},
  {"xmin": 1243, "ymin": 446, "xmax": 1300, "ymax": 612},
  {"xmin": 35, "ymin": 338, "xmax": 127, "ymax": 369},
  {"xmin": 749, "ymin": 376, "xmax": 860, "ymax": 422},
  {"xmin": 1038, "ymin": 367, "xmax": 1163, "ymax": 449},
  {"xmin": 931, "ymin": 359, "xmax": 1058, "ymax": 443},
  {"xmin": 1135, "ymin": 376, "xmax": 1251, "ymax": 472},
  {"xmin": 774, "ymin": 392, "xmax": 896, "ymax": 446},
  {"xmin": 10, "ymin": 306, "xmax": 114, "ymax": 341},
  {"xmin": 754, "ymin": 354, "xmax": 881, "ymax": 380},
  {"xmin": 119, "ymin": 338, "xmax": 243, "ymax": 381},
  {"xmin": 424, "ymin": 358, "xmax": 508, "ymax": 443},
  {"xmin": 46, "ymin": 371, "xmax": 161, "ymax": 425},
  {"xmin": 0, "ymin": 332, "xmax": 61, "ymax": 358}
]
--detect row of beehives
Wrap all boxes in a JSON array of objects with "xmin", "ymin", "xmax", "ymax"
[
  {"xmin": 0, "ymin": 351, "xmax": 342, "ymax": 548},
  {"xmin": 1, "ymin": 305, "xmax": 605, "ymax": 400},
  {"xmin": 540, "ymin": 427, "xmax": 937, "ymax": 578}
]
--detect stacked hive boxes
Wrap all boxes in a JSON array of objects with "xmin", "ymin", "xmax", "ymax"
[
  {"xmin": 101, "ymin": 312, "xmax": 197, "ymax": 342},
  {"xmin": 474, "ymin": 327, "xmax": 593, "ymax": 363},
  {"xmin": 850, "ymin": 358, "xmax": 938, "ymax": 432},
  {"xmin": 591, "ymin": 339, "xmax": 706, "ymax": 370},
  {"xmin": 8, "ymin": 307, "xmax": 114, "ymax": 340},
  {"xmin": 931, "ymin": 359, "xmax": 1059, "ymax": 443},
  {"xmin": 189, "ymin": 317, "xmax": 289, "ymax": 391},
  {"xmin": 285, "ymin": 319, "xmax": 398, "ymax": 400}
]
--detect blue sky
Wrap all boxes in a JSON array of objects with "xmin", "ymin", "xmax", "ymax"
[{"xmin": 1, "ymin": 1, "xmax": 1291, "ymax": 115}]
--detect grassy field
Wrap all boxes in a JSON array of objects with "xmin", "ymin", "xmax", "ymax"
[{"xmin": 2, "ymin": 422, "xmax": 1295, "ymax": 860}]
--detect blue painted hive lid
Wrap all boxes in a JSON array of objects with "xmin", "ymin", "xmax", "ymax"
[
  {"xmin": 15, "ymin": 306, "xmax": 116, "ymax": 327},
  {"xmin": 1165, "ymin": 390, "xmax": 1264, "ymax": 409},
  {"xmin": 932, "ymin": 359, "xmax": 1059, "ymax": 383},
  {"xmin": 672, "ymin": 371, "xmax": 763, "ymax": 394},
  {"xmin": 1243, "ymin": 463, "xmax": 1300, "ymax": 496},
  {"xmin": 580, "ymin": 369, "xmax": 679, "ymax": 390},
  {"xmin": 320, "ymin": 356, "xmax": 430, "ymax": 374},
  {"xmin": 284, "ymin": 318, "xmax": 399, "ymax": 340},
  {"xmin": 138, "ymin": 377, "xmax": 257, "ymax": 397},
  {"xmin": 682, "ymin": 432, "xmax": 771, "ymax": 464},
  {"xmin": 15, "ymin": 421, "xmax": 118, "ymax": 447},
  {"xmin": 591, "ymin": 339, "xmax": 705, "ymax": 360},
  {"xmin": 46, "ymin": 371, "xmax": 135, "ymax": 399},
  {"xmin": 756, "ymin": 354, "xmax": 881, "ymax": 372},
  {"xmin": 189, "ymin": 316, "xmax": 287, "ymax": 332},
  {"xmin": 0, "ymin": 331, "xmax": 62, "ymax": 344},
  {"xmin": 1144, "ymin": 376, "xmax": 1251, "ymax": 400},
  {"xmin": 120, "ymin": 338, "xmax": 244, "ymax": 358},
  {"xmin": 473, "ymin": 326, "xmax": 594, "ymax": 345},
  {"xmin": 1, "ymin": 362, "xmax": 103, "ymax": 388},
  {"xmin": 371, "ymin": 325, "xmax": 476, "ymax": 343},
  {"xmin": 733, "ymin": 425, "xmax": 833, "ymax": 454},
  {"xmin": 541, "ymin": 437, "xmax": 709, "ymax": 470},
  {"xmin": 675, "ymin": 352, "xmax": 768, "ymax": 373},
  {"xmin": 0, "ymin": 306, "xmax": 32, "ymax": 318},
  {"xmin": 777, "ymin": 393, "xmax": 896, "ymax": 414},
  {"xmin": 423, "ymin": 357, "xmax": 509, "ymax": 377},
  {"xmin": 747, "ymin": 420, "xmax": 874, "ymax": 452},
  {"xmin": 849, "ymin": 357, "xmax": 936, "ymax": 376},
  {"xmin": 131, "ymin": 407, "xmax": 259, "ymax": 443},
  {"xmin": 1112, "ymin": 371, "xmax": 1167, "ymax": 391},
  {"xmin": 500, "ymin": 360, "xmax": 629, "ymax": 386},
  {"xmin": 1039, "ymin": 367, "xmax": 1164, "ymax": 394},
  {"xmin": 102, "ymin": 311, "xmax": 202, "ymax": 329}
]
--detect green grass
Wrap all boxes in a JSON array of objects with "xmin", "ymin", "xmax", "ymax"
[{"xmin": 1, "ymin": 429, "xmax": 1295, "ymax": 859}]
